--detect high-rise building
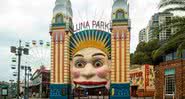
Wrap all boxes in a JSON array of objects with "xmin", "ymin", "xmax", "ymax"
[
  {"xmin": 144, "ymin": 12, "xmax": 174, "ymax": 42},
  {"xmin": 139, "ymin": 28, "xmax": 147, "ymax": 43},
  {"xmin": 147, "ymin": 13, "xmax": 159, "ymax": 42},
  {"xmin": 158, "ymin": 12, "xmax": 174, "ymax": 41}
]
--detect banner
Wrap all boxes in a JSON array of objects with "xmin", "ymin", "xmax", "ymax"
[{"xmin": 145, "ymin": 64, "xmax": 150, "ymax": 87}]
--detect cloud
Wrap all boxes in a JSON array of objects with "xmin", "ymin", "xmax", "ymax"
[
  {"xmin": 0, "ymin": 0, "xmax": 53, "ymax": 81},
  {"xmin": 129, "ymin": 0, "xmax": 160, "ymax": 53},
  {"xmin": 0, "ymin": 0, "xmax": 160, "ymax": 81},
  {"xmin": 71, "ymin": 0, "xmax": 113, "ymax": 23}
]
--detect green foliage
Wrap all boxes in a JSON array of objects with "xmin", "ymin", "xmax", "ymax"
[
  {"xmin": 159, "ymin": 0, "xmax": 185, "ymax": 12},
  {"xmin": 132, "ymin": 0, "xmax": 185, "ymax": 65},
  {"xmin": 130, "ymin": 53, "xmax": 134, "ymax": 64},
  {"xmin": 132, "ymin": 52, "xmax": 145, "ymax": 65},
  {"xmin": 135, "ymin": 42, "xmax": 146, "ymax": 53},
  {"xmin": 131, "ymin": 40, "xmax": 160, "ymax": 65},
  {"xmin": 153, "ymin": 32, "xmax": 185, "ymax": 59},
  {"xmin": 152, "ymin": 0, "xmax": 185, "ymax": 60}
]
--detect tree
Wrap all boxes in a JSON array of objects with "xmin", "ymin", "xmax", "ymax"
[
  {"xmin": 130, "ymin": 53, "xmax": 134, "ymax": 64},
  {"xmin": 133, "ymin": 52, "xmax": 146, "ymax": 65},
  {"xmin": 153, "ymin": 0, "xmax": 185, "ymax": 59},
  {"xmin": 135, "ymin": 42, "xmax": 146, "ymax": 53},
  {"xmin": 159, "ymin": 0, "xmax": 185, "ymax": 12},
  {"xmin": 132, "ymin": 39, "xmax": 160, "ymax": 65}
]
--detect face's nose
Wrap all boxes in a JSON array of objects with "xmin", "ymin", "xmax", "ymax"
[
  {"xmin": 81, "ymin": 63, "xmax": 96, "ymax": 80},
  {"xmin": 82, "ymin": 73, "xmax": 95, "ymax": 80}
]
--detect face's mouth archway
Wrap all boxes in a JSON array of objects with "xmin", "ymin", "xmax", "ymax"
[{"xmin": 74, "ymin": 81, "xmax": 107, "ymax": 86}]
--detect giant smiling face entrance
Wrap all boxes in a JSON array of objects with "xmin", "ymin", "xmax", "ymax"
[
  {"xmin": 50, "ymin": 29, "xmax": 130, "ymax": 99},
  {"xmin": 70, "ymin": 30, "xmax": 111, "ymax": 98},
  {"xmin": 50, "ymin": 0, "xmax": 131, "ymax": 99}
]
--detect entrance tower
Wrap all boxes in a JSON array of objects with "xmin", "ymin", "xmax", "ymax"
[
  {"xmin": 111, "ymin": 0, "xmax": 131, "ymax": 83},
  {"xmin": 49, "ymin": 0, "xmax": 73, "ymax": 98}
]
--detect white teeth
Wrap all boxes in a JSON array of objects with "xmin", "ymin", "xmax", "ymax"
[{"xmin": 79, "ymin": 85, "xmax": 105, "ymax": 88}]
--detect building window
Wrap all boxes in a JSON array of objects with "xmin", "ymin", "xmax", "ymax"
[
  {"xmin": 183, "ymin": 50, "xmax": 185, "ymax": 59},
  {"xmin": 165, "ymin": 68, "xmax": 175, "ymax": 95},
  {"xmin": 172, "ymin": 52, "xmax": 177, "ymax": 60},
  {"xmin": 116, "ymin": 10, "xmax": 124, "ymax": 19},
  {"xmin": 166, "ymin": 53, "xmax": 173, "ymax": 61},
  {"xmin": 56, "ymin": 14, "xmax": 64, "ymax": 23}
]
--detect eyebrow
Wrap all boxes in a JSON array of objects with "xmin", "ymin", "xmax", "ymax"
[
  {"xmin": 92, "ymin": 53, "xmax": 106, "ymax": 57},
  {"xmin": 74, "ymin": 54, "xmax": 84, "ymax": 58}
]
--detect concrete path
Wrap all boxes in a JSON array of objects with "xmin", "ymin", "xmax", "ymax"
[{"xmin": 131, "ymin": 97, "xmax": 154, "ymax": 99}]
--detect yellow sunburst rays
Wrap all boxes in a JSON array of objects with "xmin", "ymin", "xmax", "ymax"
[
  {"xmin": 88, "ymin": 30, "xmax": 91, "ymax": 41},
  {"xmin": 97, "ymin": 31, "xmax": 102, "ymax": 43},
  {"xmin": 90, "ymin": 30, "xmax": 95, "ymax": 46},
  {"xmin": 76, "ymin": 32, "xmax": 83, "ymax": 45},
  {"xmin": 103, "ymin": 33, "xmax": 110, "ymax": 49},
  {"xmin": 100, "ymin": 31, "xmax": 105, "ymax": 42},
  {"xmin": 84, "ymin": 30, "xmax": 88, "ymax": 41},
  {"xmin": 70, "ymin": 30, "xmax": 111, "ymax": 58},
  {"xmin": 81, "ymin": 31, "xmax": 86, "ymax": 42},
  {"xmin": 94, "ymin": 30, "xmax": 98, "ymax": 41},
  {"xmin": 101, "ymin": 32, "xmax": 111, "ymax": 56},
  {"xmin": 72, "ymin": 33, "xmax": 81, "ymax": 55},
  {"xmin": 92, "ymin": 30, "xmax": 95, "ymax": 41},
  {"xmin": 70, "ymin": 34, "xmax": 79, "ymax": 55}
]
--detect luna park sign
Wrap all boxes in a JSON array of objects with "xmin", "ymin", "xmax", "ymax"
[{"xmin": 74, "ymin": 20, "xmax": 112, "ymax": 33}]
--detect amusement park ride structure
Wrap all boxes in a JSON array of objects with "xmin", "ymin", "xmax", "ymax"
[
  {"xmin": 11, "ymin": 40, "xmax": 51, "ymax": 72},
  {"xmin": 49, "ymin": 0, "xmax": 131, "ymax": 99},
  {"xmin": 10, "ymin": 40, "xmax": 50, "ymax": 99}
]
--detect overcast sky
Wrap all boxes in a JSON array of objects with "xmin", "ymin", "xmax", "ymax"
[{"xmin": 0, "ymin": 0, "xmax": 160, "ymax": 82}]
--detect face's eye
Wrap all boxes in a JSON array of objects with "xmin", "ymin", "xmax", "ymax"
[
  {"xmin": 93, "ymin": 60, "xmax": 104, "ymax": 68},
  {"xmin": 74, "ymin": 60, "xmax": 86, "ymax": 68}
]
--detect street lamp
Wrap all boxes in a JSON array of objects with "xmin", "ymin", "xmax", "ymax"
[
  {"xmin": 27, "ymin": 68, "xmax": 32, "ymax": 99},
  {"xmin": 10, "ymin": 40, "xmax": 29, "ymax": 99}
]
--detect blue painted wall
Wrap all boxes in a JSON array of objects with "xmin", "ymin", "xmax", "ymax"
[
  {"xmin": 50, "ymin": 83, "xmax": 130, "ymax": 99},
  {"xmin": 50, "ymin": 84, "xmax": 72, "ymax": 99},
  {"xmin": 110, "ymin": 83, "xmax": 130, "ymax": 99}
]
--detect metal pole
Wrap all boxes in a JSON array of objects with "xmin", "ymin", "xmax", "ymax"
[
  {"xmin": 39, "ymin": 73, "xmax": 43, "ymax": 98},
  {"xmin": 24, "ymin": 66, "xmax": 27, "ymax": 99},
  {"xmin": 17, "ymin": 40, "xmax": 22, "ymax": 99},
  {"xmin": 9, "ymin": 80, "xmax": 14, "ymax": 98},
  {"xmin": 27, "ymin": 69, "xmax": 30, "ymax": 99},
  {"xmin": 10, "ymin": 81, "xmax": 12, "ymax": 98}
]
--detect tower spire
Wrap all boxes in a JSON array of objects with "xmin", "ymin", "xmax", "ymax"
[
  {"xmin": 52, "ymin": 0, "xmax": 73, "ymax": 26},
  {"xmin": 112, "ymin": 0, "xmax": 129, "ymax": 20}
]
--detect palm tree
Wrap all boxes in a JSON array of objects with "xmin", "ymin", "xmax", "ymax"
[
  {"xmin": 153, "ymin": 0, "xmax": 185, "ymax": 60},
  {"xmin": 159, "ymin": 0, "xmax": 185, "ymax": 12}
]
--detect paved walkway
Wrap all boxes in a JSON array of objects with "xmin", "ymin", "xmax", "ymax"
[
  {"xmin": 131, "ymin": 97, "xmax": 154, "ymax": 99},
  {"xmin": 14, "ymin": 97, "xmax": 154, "ymax": 99}
]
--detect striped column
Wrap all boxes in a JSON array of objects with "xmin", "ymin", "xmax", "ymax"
[
  {"xmin": 51, "ymin": 29, "xmax": 71, "ymax": 84},
  {"xmin": 111, "ymin": 26, "xmax": 130, "ymax": 83}
]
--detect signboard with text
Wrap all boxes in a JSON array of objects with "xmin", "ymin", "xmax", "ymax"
[
  {"xmin": 74, "ymin": 20, "xmax": 111, "ymax": 33},
  {"xmin": 145, "ymin": 64, "xmax": 150, "ymax": 87},
  {"xmin": 1, "ymin": 89, "xmax": 8, "ymax": 96}
]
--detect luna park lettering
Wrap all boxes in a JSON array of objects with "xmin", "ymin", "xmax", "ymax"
[{"xmin": 74, "ymin": 20, "xmax": 111, "ymax": 32}]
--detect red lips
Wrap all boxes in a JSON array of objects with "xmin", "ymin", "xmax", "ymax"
[{"xmin": 74, "ymin": 81, "xmax": 107, "ymax": 85}]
